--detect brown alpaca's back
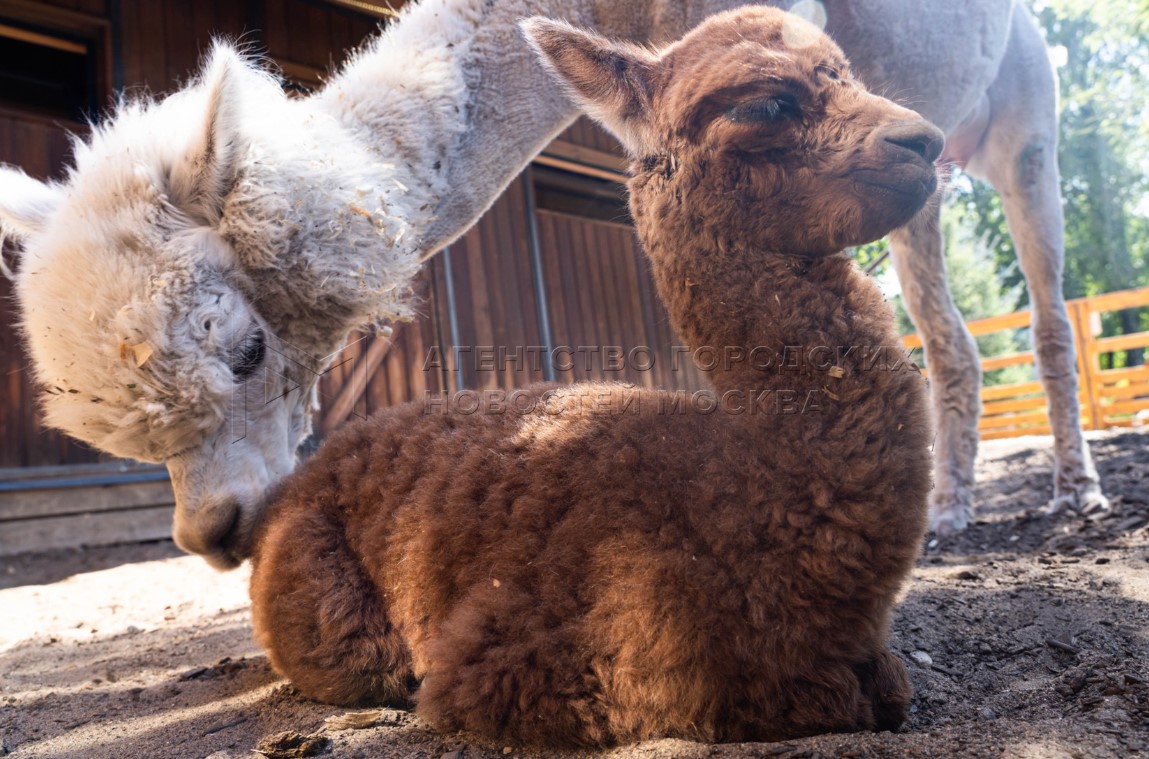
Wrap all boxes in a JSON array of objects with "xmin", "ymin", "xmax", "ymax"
[{"xmin": 250, "ymin": 7, "xmax": 938, "ymax": 747}]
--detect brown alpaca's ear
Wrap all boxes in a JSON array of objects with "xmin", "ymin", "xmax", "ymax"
[
  {"xmin": 170, "ymin": 41, "xmax": 246, "ymax": 225},
  {"xmin": 521, "ymin": 17, "xmax": 658, "ymax": 156}
]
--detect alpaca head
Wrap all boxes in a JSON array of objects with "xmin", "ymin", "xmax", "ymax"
[
  {"xmin": 0, "ymin": 45, "xmax": 318, "ymax": 568},
  {"xmin": 523, "ymin": 7, "xmax": 944, "ymax": 256}
]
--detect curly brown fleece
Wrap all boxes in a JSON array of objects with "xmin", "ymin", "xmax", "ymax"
[{"xmin": 249, "ymin": 6, "xmax": 940, "ymax": 747}]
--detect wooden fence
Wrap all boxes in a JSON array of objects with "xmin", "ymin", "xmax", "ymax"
[{"xmin": 902, "ymin": 286, "xmax": 1149, "ymax": 440}]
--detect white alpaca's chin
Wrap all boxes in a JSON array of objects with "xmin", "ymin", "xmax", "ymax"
[{"xmin": 167, "ymin": 422, "xmax": 297, "ymax": 568}]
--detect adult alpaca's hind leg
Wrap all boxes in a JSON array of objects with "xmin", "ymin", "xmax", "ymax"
[
  {"xmin": 889, "ymin": 203, "xmax": 982, "ymax": 533},
  {"xmin": 966, "ymin": 6, "xmax": 1106, "ymax": 515},
  {"xmin": 250, "ymin": 506, "xmax": 413, "ymax": 705}
]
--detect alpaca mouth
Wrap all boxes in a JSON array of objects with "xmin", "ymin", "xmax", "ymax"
[
  {"xmin": 199, "ymin": 501, "xmax": 250, "ymax": 570},
  {"xmin": 854, "ymin": 168, "xmax": 937, "ymax": 202}
]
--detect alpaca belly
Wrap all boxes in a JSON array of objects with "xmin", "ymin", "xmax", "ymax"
[{"xmin": 822, "ymin": 0, "xmax": 1011, "ymax": 132}]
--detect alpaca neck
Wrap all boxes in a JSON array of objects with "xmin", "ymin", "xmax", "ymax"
[
  {"xmin": 638, "ymin": 230, "xmax": 910, "ymax": 401},
  {"xmin": 313, "ymin": 0, "xmax": 753, "ymax": 257}
]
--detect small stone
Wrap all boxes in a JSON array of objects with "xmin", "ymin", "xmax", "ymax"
[
  {"xmin": 979, "ymin": 707, "xmax": 997, "ymax": 721},
  {"xmin": 910, "ymin": 651, "xmax": 933, "ymax": 667},
  {"xmin": 255, "ymin": 731, "xmax": 330, "ymax": 758}
]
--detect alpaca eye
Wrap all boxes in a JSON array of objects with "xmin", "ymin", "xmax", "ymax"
[
  {"xmin": 230, "ymin": 329, "xmax": 266, "ymax": 380},
  {"xmin": 727, "ymin": 93, "xmax": 802, "ymax": 123},
  {"xmin": 817, "ymin": 65, "xmax": 841, "ymax": 82}
]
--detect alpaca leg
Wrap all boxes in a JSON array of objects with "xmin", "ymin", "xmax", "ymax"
[
  {"xmin": 853, "ymin": 650, "xmax": 912, "ymax": 732},
  {"xmin": 888, "ymin": 205, "xmax": 982, "ymax": 533},
  {"xmin": 249, "ymin": 508, "xmax": 413, "ymax": 706},
  {"xmin": 965, "ymin": 7, "xmax": 1106, "ymax": 515},
  {"xmin": 415, "ymin": 586, "xmax": 610, "ymax": 747},
  {"xmin": 779, "ymin": 665, "xmax": 875, "ymax": 738}
]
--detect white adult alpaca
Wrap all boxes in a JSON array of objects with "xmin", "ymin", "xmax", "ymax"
[{"xmin": 0, "ymin": 0, "xmax": 1105, "ymax": 568}]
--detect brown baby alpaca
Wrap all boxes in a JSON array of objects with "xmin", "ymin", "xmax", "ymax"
[{"xmin": 249, "ymin": 6, "xmax": 939, "ymax": 747}]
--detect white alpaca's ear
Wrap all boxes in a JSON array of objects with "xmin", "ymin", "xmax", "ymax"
[
  {"xmin": 171, "ymin": 42, "xmax": 246, "ymax": 224},
  {"xmin": 0, "ymin": 167, "xmax": 63, "ymax": 240},
  {"xmin": 521, "ymin": 17, "xmax": 659, "ymax": 156}
]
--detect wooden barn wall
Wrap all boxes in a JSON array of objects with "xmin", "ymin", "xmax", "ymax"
[
  {"xmin": 0, "ymin": 0, "xmax": 699, "ymax": 473},
  {"xmin": 0, "ymin": 111, "xmax": 87, "ymax": 467}
]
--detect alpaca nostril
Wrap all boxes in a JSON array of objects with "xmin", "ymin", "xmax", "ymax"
[{"xmin": 882, "ymin": 124, "xmax": 945, "ymax": 164}]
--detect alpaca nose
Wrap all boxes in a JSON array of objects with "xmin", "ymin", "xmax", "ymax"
[
  {"xmin": 881, "ymin": 122, "xmax": 945, "ymax": 164},
  {"xmin": 172, "ymin": 495, "xmax": 243, "ymax": 568}
]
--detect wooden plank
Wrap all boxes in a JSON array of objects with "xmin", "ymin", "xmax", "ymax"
[
  {"xmin": 903, "ymin": 309, "xmax": 1032, "ymax": 348},
  {"xmin": 978, "ymin": 410, "xmax": 1050, "ymax": 430},
  {"xmin": 1089, "ymin": 331, "xmax": 1149, "ymax": 355},
  {"xmin": 0, "ymin": 505, "xmax": 173, "ymax": 556},
  {"xmin": 322, "ymin": 331, "xmax": 394, "ymax": 433},
  {"xmin": 0, "ymin": 479, "xmax": 174, "ymax": 521},
  {"xmin": 0, "ymin": 462, "xmax": 161, "ymax": 482},
  {"xmin": 981, "ymin": 351, "xmax": 1036, "ymax": 371},
  {"xmin": 1099, "ymin": 399, "xmax": 1149, "ymax": 417},
  {"xmin": 965, "ymin": 309, "xmax": 1033, "ymax": 337},
  {"xmin": 981, "ymin": 425, "xmax": 1052, "ymax": 441},
  {"xmin": 540, "ymin": 140, "xmax": 629, "ymax": 173},
  {"xmin": 546, "ymin": 212, "xmax": 578, "ymax": 384},
  {"xmin": 1095, "ymin": 365, "xmax": 1149, "ymax": 386},
  {"xmin": 1069, "ymin": 300, "xmax": 1103, "ymax": 430},
  {"xmin": 1076, "ymin": 286, "xmax": 1149, "ymax": 313},
  {"xmin": 1097, "ymin": 418, "xmax": 1140, "ymax": 429},
  {"xmin": 982, "ymin": 396, "xmax": 1048, "ymax": 417},
  {"xmin": 1099, "ymin": 382, "xmax": 1149, "ymax": 402},
  {"xmin": 318, "ymin": 0, "xmax": 402, "ymax": 19},
  {"xmin": 980, "ymin": 380, "xmax": 1044, "ymax": 402}
]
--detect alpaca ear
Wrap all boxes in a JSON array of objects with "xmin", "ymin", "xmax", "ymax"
[
  {"xmin": 0, "ymin": 167, "xmax": 63, "ymax": 240},
  {"xmin": 521, "ymin": 18, "xmax": 659, "ymax": 156},
  {"xmin": 171, "ymin": 42, "xmax": 246, "ymax": 224}
]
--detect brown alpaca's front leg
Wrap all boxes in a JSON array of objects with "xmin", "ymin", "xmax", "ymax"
[
  {"xmin": 853, "ymin": 650, "xmax": 912, "ymax": 732},
  {"xmin": 250, "ymin": 504, "xmax": 413, "ymax": 706}
]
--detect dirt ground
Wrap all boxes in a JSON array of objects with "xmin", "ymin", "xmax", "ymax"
[{"xmin": 2, "ymin": 428, "xmax": 1146, "ymax": 759}]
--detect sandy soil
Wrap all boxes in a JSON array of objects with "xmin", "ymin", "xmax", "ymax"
[{"xmin": 2, "ymin": 429, "xmax": 1146, "ymax": 759}]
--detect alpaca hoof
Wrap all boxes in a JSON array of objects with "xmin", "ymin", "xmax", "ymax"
[
  {"xmin": 928, "ymin": 488, "xmax": 974, "ymax": 535},
  {"xmin": 1045, "ymin": 480, "xmax": 1109, "ymax": 517}
]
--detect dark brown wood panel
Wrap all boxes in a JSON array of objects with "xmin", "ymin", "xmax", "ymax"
[
  {"xmin": 0, "ymin": 109, "xmax": 102, "ymax": 468},
  {"xmin": 262, "ymin": 0, "xmax": 378, "ymax": 78},
  {"xmin": 536, "ymin": 208, "xmax": 706, "ymax": 391},
  {"xmin": 557, "ymin": 115, "xmax": 624, "ymax": 157},
  {"xmin": 37, "ymin": 0, "xmax": 106, "ymax": 14},
  {"xmin": 118, "ymin": 0, "xmax": 248, "ymax": 91},
  {"xmin": 439, "ymin": 179, "xmax": 546, "ymax": 392}
]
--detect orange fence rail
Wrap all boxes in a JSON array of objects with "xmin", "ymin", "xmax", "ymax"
[{"xmin": 902, "ymin": 286, "xmax": 1149, "ymax": 441}]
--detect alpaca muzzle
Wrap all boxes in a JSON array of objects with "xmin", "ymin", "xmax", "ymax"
[
  {"xmin": 172, "ymin": 494, "xmax": 245, "ymax": 569},
  {"xmin": 854, "ymin": 120, "xmax": 944, "ymax": 209}
]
